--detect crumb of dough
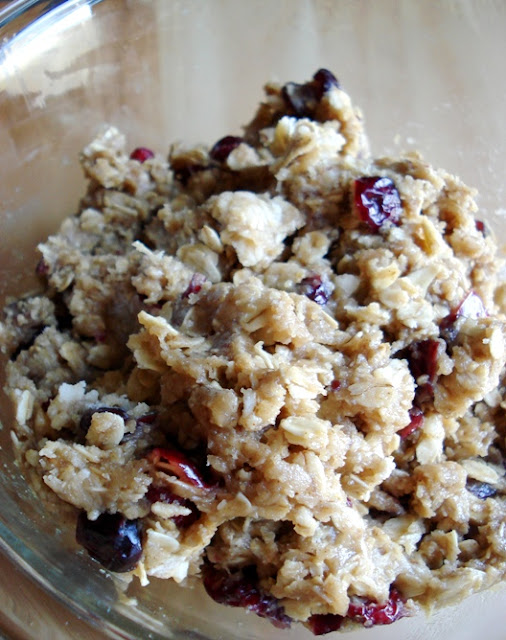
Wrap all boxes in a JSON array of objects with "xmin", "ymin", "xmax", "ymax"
[{"xmin": 1, "ymin": 69, "xmax": 505, "ymax": 633}]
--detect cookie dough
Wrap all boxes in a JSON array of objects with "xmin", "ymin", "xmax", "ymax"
[{"xmin": 1, "ymin": 69, "xmax": 505, "ymax": 634}]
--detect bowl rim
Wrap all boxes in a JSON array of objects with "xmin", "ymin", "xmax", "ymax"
[{"xmin": 0, "ymin": 0, "xmax": 102, "ymax": 36}]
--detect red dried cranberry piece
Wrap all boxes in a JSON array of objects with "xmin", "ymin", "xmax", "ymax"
[
  {"xmin": 441, "ymin": 290, "xmax": 487, "ymax": 329},
  {"xmin": 203, "ymin": 565, "xmax": 291, "ymax": 629},
  {"xmin": 76, "ymin": 511, "xmax": 142, "ymax": 573},
  {"xmin": 354, "ymin": 177, "xmax": 402, "ymax": 231},
  {"xmin": 146, "ymin": 486, "xmax": 200, "ymax": 527},
  {"xmin": 209, "ymin": 136, "xmax": 244, "ymax": 163},
  {"xmin": 346, "ymin": 588, "xmax": 408, "ymax": 628},
  {"xmin": 182, "ymin": 273, "xmax": 207, "ymax": 298},
  {"xmin": 79, "ymin": 406, "xmax": 129, "ymax": 436},
  {"xmin": 440, "ymin": 291, "xmax": 487, "ymax": 345},
  {"xmin": 307, "ymin": 613, "xmax": 344, "ymax": 635},
  {"xmin": 282, "ymin": 69, "xmax": 340, "ymax": 118},
  {"xmin": 405, "ymin": 339, "xmax": 440, "ymax": 382},
  {"xmin": 330, "ymin": 379, "xmax": 341, "ymax": 391},
  {"xmin": 475, "ymin": 219, "xmax": 486, "ymax": 234},
  {"xmin": 398, "ymin": 406, "xmax": 424, "ymax": 439},
  {"xmin": 36, "ymin": 258, "xmax": 49, "ymax": 276},
  {"xmin": 308, "ymin": 589, "xmax": 407, "ymax": 635},
  {"xmin": 402, "ymin": 338, "xmax": 441, "ymax": 404},
  {"xmin": 130, "ymin": 147, "xmax": 155, "ymax": 163},
  {"xmin": 299, "ymin": 274, "xmax": 332, "ymax": 305},
  {"xmin": 147, "ymin": 447, "xmax": 212, "ymax": 490},
  {"xmin": 136, "ymin": 411, "xmax": 158, "ymax": 426},
  {"xmin": 466, "ymin": 479, "xmax": 497, "ymax": 500}
]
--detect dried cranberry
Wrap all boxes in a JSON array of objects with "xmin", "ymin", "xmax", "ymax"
[
  {"xmin": 79, "ymin": 406, "xmax": 129, "ymax": 436},
  {"xmin": 182, "ymin": 273, "xmax": 207, "ymax": 298},
  {"xmin": 441, "ymin": 291, "xmax": 487, "ymax": 329},
  {"xmin": 136, "ymin": 411, "xmax": 158, "ymax": 426},
  {"xmin": 299, "ymin": 274, "xmax": 332, "ymax": 305},
  {"xmin": 36, "ymin": 258, "xmax": 49, "ymax": 276},
  {"xmin": 203, "ymin": 564, "xmax": 291, "ymax": 629},
  {"xmin": 398, "ymin": 406, "xmax": 424, "ymax": 439},
  {"xmin": 475, "ymin": 219, "xmax": 486, "ymax": 234},
  {"xmin": 209, "ymin": 136, "xmax": 244, "ymax": 163},
  {"xmin": 440, "ymin": 291, "xmax": 487, "ymax": 345},
  {"xmin": 146, "ymin": 486, "xmax": 200, "ymax": 527},
  {"xmin": 308, "ymin": 589, "xmax": 407, "ymax": 635},
  {"xmin": 146, "ymin": 447, "xmax": 212, "ymax": 490},
  {"xmin": 76, "ymin": 511, "xmax": 142, "ymax": 573},
  {"xmin": 330, "ymin": 379, "xmax": 341, "ymax": 391},
  {"xmin": 307, "ymin": 613, "xmax": 344, "ymax": 635},
  {"xmin": 129, "ymin": 147, "xmax": 154, "ymax": 163},
  {"xmin": 466, "ymin": 479, "xmax": 497, "ymax": 500},
  {"xmin": 401, "ymin": 338, "xmax": 441, "ymax": 404},
  {"xmin": 404, "ymin": 339, "xmax": 440, "ymax": 381},
  {"xmin": 354, "ymin": 177, "xmax": 402, "ymax": 231},
  {"xmin": 281, "ymin": 69, "xmax": 340, "ymax": 118},
  {"xmin": 346, "ymin": 588, "xmax": 408, "ymax": 628}
]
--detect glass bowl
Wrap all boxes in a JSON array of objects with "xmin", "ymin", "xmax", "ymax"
[{"xmin": 0, "ymin": 1, "xmax": 505, "ymax": 638}]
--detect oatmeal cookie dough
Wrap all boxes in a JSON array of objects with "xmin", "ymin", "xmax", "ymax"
[{"xmin": 1, "ymin": 69, "xmax": 505, "ymax": 634}]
